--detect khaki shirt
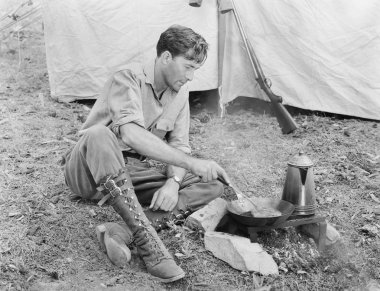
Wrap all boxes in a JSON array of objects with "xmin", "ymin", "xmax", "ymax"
[{"xmin": 80, "ymin": 58, "xmax": 191, "ymax": 154}]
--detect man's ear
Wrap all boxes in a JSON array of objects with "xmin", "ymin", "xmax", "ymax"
[{"xmin": 161, "ymin": 51, "xmax": 172, "ymax": 64}]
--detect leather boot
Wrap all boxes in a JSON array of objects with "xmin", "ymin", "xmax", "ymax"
[
  {"xmin": 97, "ymin": 168, "xmax": 185, "ymax": 283},
  {"xmin": 96, "ymin": 222, "xmax": 133, "ymax": 267}
]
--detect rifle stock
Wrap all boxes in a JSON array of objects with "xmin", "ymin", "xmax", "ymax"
[
  {"xmin": 228, "ymin": 0, "xmax": 298, "ymax": 134},
  {"xmin": 246, "ymin": 40, "xmax": 297, "ymax": 134}
]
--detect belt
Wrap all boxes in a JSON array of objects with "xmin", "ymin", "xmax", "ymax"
[{"xmin": 122, "ymin": 151, "xmax": 146, "ymax": 161}]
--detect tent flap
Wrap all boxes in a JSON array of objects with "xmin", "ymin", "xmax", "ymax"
[{"xmin": 219, "ymin": 0, "xmax": 380, "ymax": 120}]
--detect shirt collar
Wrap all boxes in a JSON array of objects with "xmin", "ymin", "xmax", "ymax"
[
  {"xmin": 143, "ymin": 57, "xmax": 156, "ymax": 86},
  {"xmin": 143, "ymin": 57, "xmax": 175, "ymax": 102}
]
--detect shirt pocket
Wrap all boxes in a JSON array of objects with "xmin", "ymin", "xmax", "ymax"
[{"xmin": 151, "ymin": 119, "xmax": 174, "ymax": 140}]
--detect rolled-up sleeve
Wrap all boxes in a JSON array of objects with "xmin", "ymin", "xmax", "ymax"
[
  {"xmin": 167, "ymin": 99, "xmax": 191, "ymax": 154},
  {"xmin": 107, "ymin": 70, "xmax": 145, "ymax": 135}
]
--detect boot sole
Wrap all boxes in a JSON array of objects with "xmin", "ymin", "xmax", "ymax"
[
  {"xmin": 152, "ymin": 271, "xmax": 185, "ymax": 283},
  {"xmin": 96, "ymin": 224, "xmax": 132, "ymax": 266}
]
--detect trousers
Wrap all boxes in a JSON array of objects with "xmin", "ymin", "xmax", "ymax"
[{"xmin": 63, "ymin": 124, "xmax": 223, "ymax": 213}]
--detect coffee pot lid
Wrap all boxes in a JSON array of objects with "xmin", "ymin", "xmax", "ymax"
[{"xmin": 288, "ymin": 151, "xmax": 313, "ymax": 167}]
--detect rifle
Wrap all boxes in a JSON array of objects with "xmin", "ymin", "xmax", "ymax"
[{"xmin": 219, "ymin": 0, "xmax": 298, "ymax": 134}]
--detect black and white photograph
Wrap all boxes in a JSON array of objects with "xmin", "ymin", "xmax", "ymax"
[{"xmin": 0, "ymin": 0, "xmax": 379, "ymax": 290}]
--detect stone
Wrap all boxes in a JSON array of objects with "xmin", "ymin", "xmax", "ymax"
[
  {"xmin": 298, "ymin": 221, "xmax": 341, "ymax": 247},
  {"xmin": 204, "ymin": 231, "xmax": 279, "ymax": 275},
  {"xmin": 365, "ymin": 279, "xmax": 380, "ymax": 291},
  {"xmin": 30, "ymin": 282, "xmax": 70, "ymax": 291},
  {"xmin": 50, "ymin": 196, "xmax": 61, "ymax": 204},
  {"xmin": 89, "ymin": 209, "xmax": 97, "ymax": 217},
  {"xmin": 185, "ymin": 198, "xmax": 228, "ymax": 232}
]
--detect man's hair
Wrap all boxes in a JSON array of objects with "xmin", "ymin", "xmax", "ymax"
[{"xmin": 156, "ymin": 25, "xmax": 208, "ymax": 64}]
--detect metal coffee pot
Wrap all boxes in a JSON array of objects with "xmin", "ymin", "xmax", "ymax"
[{"xmin": 282, "ymin": 152, "xmax": 316, "ymax": 216}]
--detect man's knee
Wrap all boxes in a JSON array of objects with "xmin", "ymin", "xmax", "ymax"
[
  {"xmin": 81, "ymin": 124, "xmax": 120, "ymax": 152},
  {"xmin": 84, "ymin": 124, "xmax": 114, "ymax": 142},
  {"xmin": 178, "ymin": 180, "xmax": 224, "ymax": 212},
  {"xmin": 208, "ymin": 180, "xmax": 224, "ymax": 199},
  {"xmin": 194, "ymin": 180, "xmax": 224, "ymax": 203}
]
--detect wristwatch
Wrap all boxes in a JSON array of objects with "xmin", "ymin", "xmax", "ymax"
[{"xmin": 169, "ymin": 175, "xmax": 181, "ymax": 186}]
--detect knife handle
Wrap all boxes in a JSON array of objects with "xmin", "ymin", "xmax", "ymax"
[{"xmin": 217, "ymin": 176, "xmax": 230, "ymax": 186}]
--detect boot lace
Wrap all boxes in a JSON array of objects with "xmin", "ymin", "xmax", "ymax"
[{"xmin": 119, "ymin": 180, "xmax": 165, "ymax": 259}]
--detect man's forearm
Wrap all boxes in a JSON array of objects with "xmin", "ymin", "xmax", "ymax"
[
  {"xmin": 120, "ymin": 123, "xmax": 194, "ymax": 170},
  {"xmin": 166, "ymin": 165, "xmax": 187, "ymax": 181}
]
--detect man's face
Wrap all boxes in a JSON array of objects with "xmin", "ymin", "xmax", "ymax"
[{"xmin": 163, "ymin": 54, "xmax": 202, "ymax": 92}]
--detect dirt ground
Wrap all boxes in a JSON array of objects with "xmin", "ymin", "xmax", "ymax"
[{"xmin": 0, "ymin": 27, "xmax": 379, "ymax": 291}]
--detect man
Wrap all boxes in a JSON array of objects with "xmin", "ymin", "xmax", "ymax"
[{"xmin": 62, "ymin": 25, "xmax": 230, "ymax": 283}]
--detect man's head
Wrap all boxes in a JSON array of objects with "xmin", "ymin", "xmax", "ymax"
[{"xmin": 156, "ymin": 25, "xmax": 208, "ymax": 92}]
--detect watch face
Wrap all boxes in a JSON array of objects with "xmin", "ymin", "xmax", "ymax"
[{"xmin": 171, "ymin": 175, "xmax": 181, "ymax": 183}]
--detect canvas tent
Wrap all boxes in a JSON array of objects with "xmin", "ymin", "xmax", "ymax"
[{"xmin": 41, "ymin": 0, "xmax": 380, "ymax": 121}]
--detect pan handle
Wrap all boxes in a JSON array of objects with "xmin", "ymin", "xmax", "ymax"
[
  {"xmin": 217, "ymin": 177, "xmax": 244, "ymax": 198},
  {"xmin": 218, "ymin": 177, "xmax": 260, "ymax": 211}
]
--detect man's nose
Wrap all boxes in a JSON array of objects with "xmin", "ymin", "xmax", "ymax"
[{"xmin": 186, "ymin": 70, "xmax": 194, "ymax": 81}]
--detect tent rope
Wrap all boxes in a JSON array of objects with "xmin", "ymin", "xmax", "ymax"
[
  {"xmin": 0, "ymin": 4, "xmax": 41, "ymax": 33},
  {"xmin": 0, "ymin": 0, "xmax": 33, "ymax": 22}
]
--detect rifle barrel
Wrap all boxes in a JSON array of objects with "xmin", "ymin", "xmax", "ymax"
[{"xmin": 228, "ymin": 0, "xmax": 298, "ymax": 134}]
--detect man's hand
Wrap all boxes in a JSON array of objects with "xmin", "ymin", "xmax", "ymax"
[
  {"xmin": 189, "ymin": 158, "xmax": 230, "ymax": 184},
  {"xmin": 149, "ymin": 180, "xmax": 180, "ymax": 211}
]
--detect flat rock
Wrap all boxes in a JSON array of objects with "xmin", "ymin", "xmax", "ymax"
[
  {"xmin": 30, "ymin": 282, "xmax": 70, "ymax": 291},
  {"xmin": 204, "ymin": 231, "xmax": 279, "ymax": 275},
  {"xmin": 365, "ymin": 279, "xmax": 380, "ymax": 291},
  {"xmin": 299, "ymin": 221, "xmax": 341, "ymax": 246},
  {"xmin": 185, "ymin": 198, "xmax": 227, "ymax": 232}
]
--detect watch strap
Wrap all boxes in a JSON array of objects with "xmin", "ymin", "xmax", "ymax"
[{"xmin": 169, "ymin": 175, "xmax": 181, "ymax": 186}]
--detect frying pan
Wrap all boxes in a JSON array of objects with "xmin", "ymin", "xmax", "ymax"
[
  {"xmin": 217, "ymin": 177, "xmax": 295, "ymax": 227},
  {"xmin": 227, "ymin": 198, "xmax": 295, "ymax": 227}
]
